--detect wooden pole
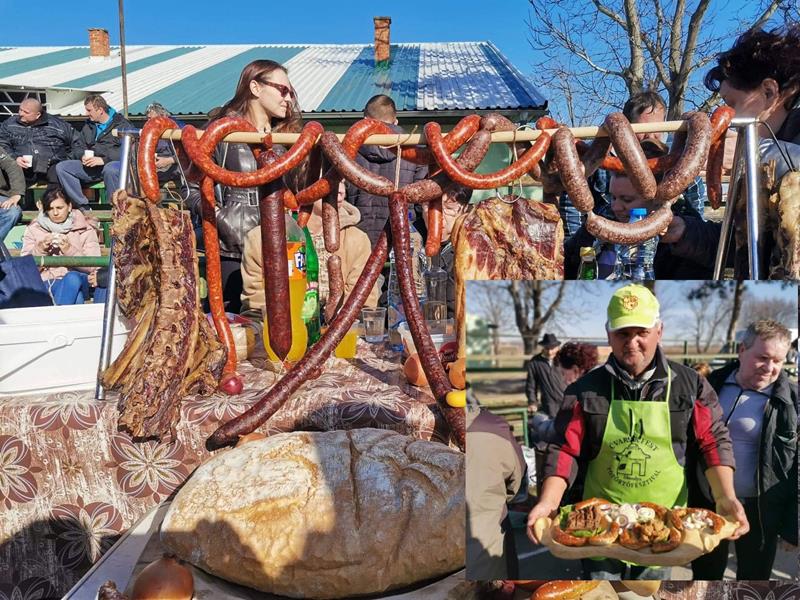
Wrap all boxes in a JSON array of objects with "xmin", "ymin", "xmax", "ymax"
[{"xmin": 120, "ymin": 119, "xmax": 694, "ymax": 145}]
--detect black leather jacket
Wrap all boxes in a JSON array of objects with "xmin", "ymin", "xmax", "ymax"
[{"xmin": 189, "ymin": 141, "xmax": 285, "ymax": 260}]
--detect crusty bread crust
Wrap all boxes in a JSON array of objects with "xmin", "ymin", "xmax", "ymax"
[{"xmin": 161, "ymin": 429, "xmax": 464, "ymax": 598}]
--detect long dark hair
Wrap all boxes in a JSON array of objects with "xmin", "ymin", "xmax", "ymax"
[
  {"xmin": 216, "ymin": 59, "xmax": 302, "ymax": 133},
  {"xmin": 705, "ymin": 24, "xmax": 800, "ymax": 110}
]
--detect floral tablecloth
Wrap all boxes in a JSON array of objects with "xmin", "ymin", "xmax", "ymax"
[{"xmin": 0, "ymin": 342, "xmax": 448, "ymax": 598}]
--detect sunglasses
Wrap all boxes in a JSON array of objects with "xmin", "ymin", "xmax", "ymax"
[{"xmin": 259, "ymin": 80, "xmax": 297, "ymax": 101}]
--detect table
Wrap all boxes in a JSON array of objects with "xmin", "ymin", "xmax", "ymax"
[{"xmin": 0, "ymin": 342, "xmax": 448, "ymax": 597}]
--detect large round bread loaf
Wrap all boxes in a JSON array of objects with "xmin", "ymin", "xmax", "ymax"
[{"xmin": 160, "ymin": 428, "xmax": 465, "ymax": 598}]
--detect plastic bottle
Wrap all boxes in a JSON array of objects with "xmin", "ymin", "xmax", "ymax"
[
  {"xmin": 424, "ymin": 254, "xmax": 448, "ymax": 334},
  {"xmin": 613, "ymin": 208, "xmax": 658, "ymax": 281},
  {"xmin": 387, "ymin": 249, "xmax": 405, "ymax": 351},
  {"xmin": 578, "ymin": 246, "xmax": 598, "ymax": 280},
  {"xmin": 300, "ymin": 223, "xmax": 321, "ymax": 346},
  {"xmin": 263, "ymin": 212, "xmax": 309, "ymax": 364}
]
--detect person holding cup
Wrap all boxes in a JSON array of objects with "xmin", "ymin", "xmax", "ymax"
[
  {"xmin": 55, "ymin": 94, "xmax": 133, "ymax": 212},
  {"xmin": 0, "ymin": 97, "xmax": 82, "ymax": 189},
  {"xmin": 20, "ymin": 186, "xmax": 103, "ymax": 304}
]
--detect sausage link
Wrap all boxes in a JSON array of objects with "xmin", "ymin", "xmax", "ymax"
[
  {"xmin": 400, "ymin": 114, "xmax": 481, "ymax": 164},
  {"xmin": 322, "ymin": 186, "xmax": 340, "ymax": 252},
  {"xmin": 425, "ymin": 122, "xmax": 551, "ymax": 189},
  {"xmin": 654, "ymin": 111, "xmax": 712, "ymax": 203},
  {"xmin": 425, "ymin": 197, "xmax": 443, "ymax": 256},
  {"xmin": 200, "ymin": 176, "xmax": 237, "ymax": 378},
  {"xmin": 295, "ymin": 118, "xmax": 386, "ymax": 206},
  {"xmin": 534, "ymin": 117, "xmax": 564, "ymax": 199},
  {"xmin": 586, "ymin": 204, "xmax": 673, "ymax": 245},
  {"xmin": 389, "ymin": 191, "xmax": 465, "ymax": 449},
  {"xmin": 403, "ymin": 128, "xmax": 492, "ymax": 204},
  {"xmin": 324, "ymin": 254, "xmax": 344, "ymax": 324},
  {"xmin": 138, "ymin": 116, "xmax": 178, "ymax": 202},
  {"xmin": 183, "ymin": 120, "xmax": 323, "ymax": 187},
  {"xmin": 706, "ymin": 106, "xmax": 735, "ymax": 209},
  {"xmin": 260, "ymin": 189, "xmax": 292, "ymax": 362},
  {"xmin": 579, "ymin": 135, "xmax": 612, "ymax": 178},
  {"xmin": 207, "ymin": 224, "xmax": 391, "ymax": 449},
  {"xmin": 320, "ymin": 131, "xmax": 396, "ymax": 196},
  {"xmin": 603, "ymin": 112, "xmax": 657, "ymax": 200},
  {"xmin": 297, "ymin": 204, "xmax": 313, "ymax": 228},
  {"xmin": 553, "ymin": 127, "xmax": 595, "ymax": 213}
]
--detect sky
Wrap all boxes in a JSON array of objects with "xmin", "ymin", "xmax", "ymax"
[
  {"xmin": 466, "ymin": 281, "xmax": 798, "ymax": 342},
  {"xmin": 0, "ymin": 0, "xmax": 772, "ymax": 120}
]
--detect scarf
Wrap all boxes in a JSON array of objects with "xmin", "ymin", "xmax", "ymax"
[{"xmin": 36, "ymin": 211, "xmax": 75, "ymax": 234}]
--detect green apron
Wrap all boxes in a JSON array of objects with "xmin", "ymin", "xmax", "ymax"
[{"xmin": 583, "ymin": 366, "xmax": 687, "ymax": 508}]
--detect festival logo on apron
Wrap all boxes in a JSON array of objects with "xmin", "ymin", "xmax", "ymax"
[{"xmin": 608, "ymin": 415, "xmax": 660, "ymax": 489}]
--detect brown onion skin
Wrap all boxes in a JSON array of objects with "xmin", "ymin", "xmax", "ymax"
[{"xmin": 131, "ymin": 554, "xmax": 193, "ymax": 600}]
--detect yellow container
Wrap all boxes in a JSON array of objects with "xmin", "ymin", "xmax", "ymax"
[
  {"xmin": 263, "ymin": 238, "xmax": 308, "ymax": 365},
  {"xmin": 334, "ymin": 326, "xmax": 359, "ymax": 359}
]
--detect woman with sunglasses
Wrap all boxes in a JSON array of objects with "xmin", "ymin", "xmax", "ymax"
[{"xmin": 189, "ymin": 59, "xmax": 302, "ymax": 313}]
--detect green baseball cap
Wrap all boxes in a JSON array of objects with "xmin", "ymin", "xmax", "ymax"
[{"xmin": 607, "ymin": 284, "xmax": 660, "ymax": 332}]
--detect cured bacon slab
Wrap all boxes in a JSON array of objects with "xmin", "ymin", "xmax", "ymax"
[
  {"xmin": 452, "ymin": 196, "xmax": 563, "ymax": 356},
  {"xmin": 102, "ymin": 190, "xmax": 225, "ymax": 439}
]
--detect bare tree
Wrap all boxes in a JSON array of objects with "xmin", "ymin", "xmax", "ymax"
[
  {"xmin": 686, "ymin": 281, "xmax": 747, "ymax": 352},
  {"xmin": 526, "ymin": 0, "xmax": 789, "ymax": 122},
  {"xmin": 468, "ymin": 282, "xmax": 516, "ymax": 361},
  {"xmin": 507, "ymin": 280, "xmax": 568, "ymax": 354},
  {"xmin": 741, "ymin": 297, "xmax": 798, "ymax": 328}
]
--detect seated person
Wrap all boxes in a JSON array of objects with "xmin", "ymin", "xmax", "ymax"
[
  {"xmin": 0, "ymin": 97, "xmax": 83, "ymax": 188},
  {"xmin": 0, "ymin": 150, "xmax": 25, "ymax": 243},
  {"xmin": 564, "ymin": 140, "xmax": 719, "ymax": 279},
  {"xmin": 144, "ymin": 102, "xmax": 186, "ymax": 190},
  {"xmin": 20, "ymin": 187, "xmax": 102, "ymax": 305},
  {"xmin": 55, "ymin": 94, "xmax": 133, "ymax": 211},
  {"xmin": 240, "ymin": 182, "xmax": 380, "ymax": 321}
]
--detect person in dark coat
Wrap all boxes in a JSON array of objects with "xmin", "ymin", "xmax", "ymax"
[
  {"xmin": 670, "ymin": 23, "xmax": 800, "ymax": 277},
  {"xmin": 564, "ymin": 140, "xmax": 719, "ymax": 279},
  {"xmin": 54, "ymin": 95, "xmax": 133, "ymax": 210},
  {"xmin": 690, "ymin": 319, "xmax": 797, "ymax": 580},
  {"xmin": 0, "ymin": 151, "xmax": 25, "ymax": 243},
  {"xmin": 525, "ymin": 333, "xmax": 563, "ymax": 418},
  {"xmin": 0, "ymin": 97, "xmax": 83, "ymax": 187},
  {"xmin": 346, "ymin": 95, "xmax": 428, "ymax": 248}
]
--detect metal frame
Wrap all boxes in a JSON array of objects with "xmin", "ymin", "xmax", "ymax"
[
  {"xmin": 95, "ymin": 132, "xmax": 132, "ymax": 400},
  {"xmin": 713, "ymin": 117, "xmax": 763, "ymax": 280}
]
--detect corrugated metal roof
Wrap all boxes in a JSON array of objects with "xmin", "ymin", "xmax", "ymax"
[{"xmin": 0, "ymin": 42, "xmax": 545, "ymax": 116}]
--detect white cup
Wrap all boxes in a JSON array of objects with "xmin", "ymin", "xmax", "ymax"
[
  {"xmin": 21, "ymin": 154, "xmax": 32, "ymax": 167},
  {"xmin": 83, "ymin": 149, "xmax": 95, "ymax": 159}
]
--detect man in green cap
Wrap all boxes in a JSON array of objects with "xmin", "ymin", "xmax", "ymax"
[{"xmin": 526, "ymin": 284, "xmax": 748, "ymax": 579}]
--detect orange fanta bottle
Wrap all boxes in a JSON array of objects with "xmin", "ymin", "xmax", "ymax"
[{"xmin": 263, "ymin": 212, "xmax": 308, "ymax": 365}]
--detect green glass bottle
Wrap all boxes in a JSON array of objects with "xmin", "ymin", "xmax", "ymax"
[
  {"xmin": 578, "ymin": 246, "xmax": 598, "ymax": 280},
  {"xmin": 299, "ymin": 218, "xmax": 321, "ymax": 345}
]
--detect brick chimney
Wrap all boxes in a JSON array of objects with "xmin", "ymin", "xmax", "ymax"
[
  {"xmin": 88, "ymin": 28, "xmax": 110, "ymax": 58},
  {"xmin": 373, "ymin": 17, "xmax": 391, "ymax": 65}
]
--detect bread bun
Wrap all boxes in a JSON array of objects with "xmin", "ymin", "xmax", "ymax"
[
  {"xmin": 161, "ymin": 429, "xmax": 464, "ymax": 598},
  {"xmin": 621, "ymin": 580, "xmax": 662, "ymax": 596}
]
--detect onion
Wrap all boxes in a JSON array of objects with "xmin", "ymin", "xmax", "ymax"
[
  {"xmin": 131, "ymin": 554, "xmax": 193, "ymax": 600},
  {"xmin": 219, "ymin": 372, "xmax": 243, "ymax": 395}
]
